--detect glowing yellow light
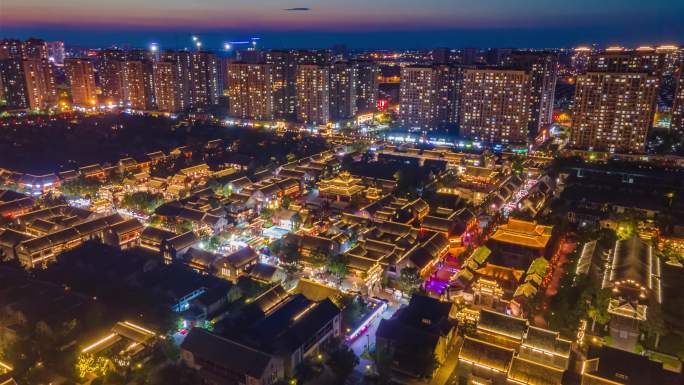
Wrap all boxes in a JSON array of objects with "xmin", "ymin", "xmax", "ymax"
[
  {"xmin": 0, "ymin": 361, "xmax": 12, "ymax": 371},
  {"xmin": 123, "ymin": 321, "xmax": 156, "ymax": 336},
  {"xmin": 82, "ymin": 333, "xmax": 117, "ymax": 353},
  {"xmin": 657, "ymin": 44, "xmax": 678, "ymax": 51}
]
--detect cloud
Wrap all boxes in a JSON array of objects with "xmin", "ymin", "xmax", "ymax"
[{"xmin": 284, "ymin": 7, "xmax": 310, "ymax": 12}]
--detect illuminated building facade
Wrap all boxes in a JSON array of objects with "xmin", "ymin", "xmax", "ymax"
[
  {"xmin": 65, "ymin": 58, "xmax": 97, "ymax": 107},
  {"xmin": 399, "ymin": 66, "xmax": 436, "ymax": 130},
  {"xmin": 433, "ymin": 64, "xmax": 462, "ymax": 130},
  {"xmin": 98, "ymin": 49, "xmax": 127, "ymax": 105},
  {"xmin": 100, "ymin": 58, "xmax": 125, "ymax": 105},
  {"xmin": 122, "ymin": 60, "xmax": 148, "ymax": 110},
  {"xmin": 672, "ymin": 58, "xmax": 684, "ymax": 132},
  {"xmin": 265, "ymin": 50, "xmax": 297, "ymax": 118},
  {"xmin": 353, "ymin": 60, "xmax": 380, "ymax": 113},
  {"xmin": 0, "ymin": 38, "xmax": 56, "ymax": 110},
  {"xmin": 22, "ymin": 59, "xmax": 50, "ymax": 110},
  {"xmin": 459, "ymin": 68, "xmax": 530, "ymax": 143},
  {"xmin": 504, "ymin": 52, "xmax": 558, "ymax": 136},
  {"xmin": 329, "ymin": 62, "xmax": 357, "ymax": 120},
  {"xmin": 0, "ymin": 39, "xmax": 24, "ymax": 60},
  {"xmin": 227, "ymin": 62, "xmax": 274, "ymax": 120},
  {"xmin": 588, "ymin": 46, "xmax": 666, "ymax": 76},
  {"xmin": 22, "ymin": 38, "xmax": 57, "ymax": 105},
  {"xmin": 152, "ymin": 60, "xmax": 181, "ymax": 113},
  {"xmin": 174, "ymin": 51, "xmax": 220, "ymax": 109},
  {"xmin": 570, "ymin": 72, "xmax": 658, "ymax": 153},
  {"xmin": 0, "ymin": 58, "xmax": 29, "ymax": 108},
  {"xmin": 296, "ymin": 64, "xmax": 329, "ymax": 125}
]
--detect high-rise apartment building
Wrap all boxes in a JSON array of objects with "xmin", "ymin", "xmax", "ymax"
[
  {"xmin": 504, "ymin": 52, "xmax": 558, "ymax": 136},
  {"xmin": 353, "ymin": 60, "xmax": 380, "ymax": 113},
  {"xmin": 672, "ymin": 59, "xmax": 684, "ymax": 133},
  {"xmin": 329, "ymin": 62, "xmax": 357, "ymax": 120},
  {"xmin": 227, "ymin": 62, "xmax": 274, "ymax": 120},
  {"xmin": 22, "ymin": 59, "xmax": 50, "ymax": 110},
  {"xmin": 399, "ymin": 66, "xmax": 436, "ymax": 129},
  {"xmin": 100, "ymin": 58, "xmax": 125, "ymax": 105},
  {"xmin": 152, "ymin": 61, "xmax": 181, "ymax": 113},
  {"xmin": 296, "ymin": 64, "xmax": 329, "ymax": 125},
  {"xmin": 588, "ymin": 47, "xmax": 663, "ymax": 76},
  {"xmin": 0, "ymin": 59, "xmax": 28, "ymax": 108},
  {"xmin": 570, "ymin": 72, "xmax": 659, "ymax": 153},
  {"xmin": 265, "ymin": 50, "xmax": 297, "ymax": 118},
  {"xmin": 0, "ymin": 40, "xmax": 55, "ymax": 110},
  {"xmin": 122, "ymin": 60, "xmax": 147, "ymax": 110},
  {"xmin": 65, "ymin": 58, "xmax": 97, "ymax": 107},
  {"xmin": 459, "ymin": 68, "xmax": 530, "ymax": 143},
  {"xmin": 174, "ymin": 51, "xmax": 220, "ymax": 109},
  {"xmin": 433, "ymin": 65, "xmax": 462, "ymax": 130},
  {"xmin": 0, "ymin": 39, "xmax": 24, "ymax": 60}
]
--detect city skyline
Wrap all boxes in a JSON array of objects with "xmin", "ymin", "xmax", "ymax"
[{"xmin": 2, "ymin": 0, "xmax": 683, "ymax": 49}]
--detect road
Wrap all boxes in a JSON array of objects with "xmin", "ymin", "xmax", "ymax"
[{"xmin": 348, "ymin": 302, "xmax": 400, "ymax": 378}]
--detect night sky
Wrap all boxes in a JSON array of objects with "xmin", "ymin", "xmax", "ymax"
[{"xmin": 2, "ymin": 0, "xmax": 683, "ymax": 49}]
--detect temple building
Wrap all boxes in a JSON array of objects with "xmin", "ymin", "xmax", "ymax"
[
  {"xmin": 488, "ymin": 218, "xmax": 553, "ymax": 269},
  {"xmin": 317, "ymin": 171, "xmax": 365, "ymax": 202},
  {"xmin": 456, "ymin": 309, "xmax": 571, "ymax": 385},
  {"xmin": 601, "ymin": 235, "xmax": 661, "ymax": 351}
]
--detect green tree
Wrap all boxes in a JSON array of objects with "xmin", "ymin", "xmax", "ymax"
[
  {"xmin": 398, "ymin": 267, "xmax": 422, "ymax": 295},
  {"xmin": 340, "ymin": 295, "xmax": 365, "ymax": 329},
  {"xmin": 61, "ymin": 176, "xmax": 102, "ymax": 197},
  {"xmin": 309, "ymin": 247, "xmax": 328, "ymax": 268},
  {"xmin": 587, "ymin": 287, "xmax": 611, "ymax": 331},
  {"xmin": 641, "ymin": 296, "xmax": 667, "ymax": 348},
  {"xmin": 177, "ymin": 219, "xmax": 193, "ymax": 233},
  {"xmin": 280, "ymin": 241, "xmax": 300, "ymax": 264},
  {"xmin": 326, "ymin": 339, "xmax": 359, "ymax": 384},
  {"xmin": 121, "ymin": 191, "xmax": 164, "ymax": 214},
  {"xmin": 327, "ymin": 254, "xmax": 349, "ymax": 283}
]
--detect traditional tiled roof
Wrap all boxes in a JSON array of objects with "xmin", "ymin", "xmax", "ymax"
[
  {"xmin": 477, "ymin": 309, "xmax": 527, "ymax": 341},
  {"xmin": 181, "ymin": 328, "xmax": 275, "ymax": 379},
  {"xmin": 459, "ymin": 336, "xmax": 515, "ymax": 372},
  {"xmin": 476, "ymin": 264, "xmax": 525, "ymax": 286},
  {"xmin": 249, "ymin": 263, "xmax": 278, "ymax": 282},
  {"xmin": 109, "ymin": 218, "xmax": 143, "ymax": 236},
  {"xmin": 140, "ymin": 226, "xmax": 176, "ymax": 244},
  {"xmin": 0, "ymin": 229, "xmax": 33, "ymax": 247},
  {"xmin": 222, "ymin": 247, "xmax": 258, "ymax": 269},
  {"xmin": 0, "ymin": 197, "xmax": 35, "ymax": 216},
  {"xmin": 508, "ymin": 356, "xmax": 565, "ymax": 385},
  {"xmin": 608, "ymin": 236, "xmax": 651, "ymax": 287},
  {"xmin": 293, "ymin": 279, "xmax": 340, "ymax": 302},
  {"xmin": 522, "ymin": 326, "xmax": 572, "ymax": 358},
  {"xmin": 166, "ymin": 231, "xmax": 198, "ymax": 251},
  {"xmin": 490, "ymin": 218, "xmax": 553, "ymax": 249},
  {"xmin": 421, "ymin": 215, "xmax": 453, "ymax": 233},
  {"xmin": 186, "ymin": 247, "xmax": 222, "ymax": 269}
]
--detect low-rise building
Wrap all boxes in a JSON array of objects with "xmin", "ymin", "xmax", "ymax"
[
  {"xmin": 181, "ymin": 328, "xmax": 284, "ymax": 385},
  {"xmin": 216, "ymin": 247, "xmax": 259, "ymax": 282},
  {"xmin": 456, "ymin": 309, "xmax": 571, "ymax": 385},
  {"xmin": 376, "ymin": 294, "xmax": 456, "ymax": 377}
]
